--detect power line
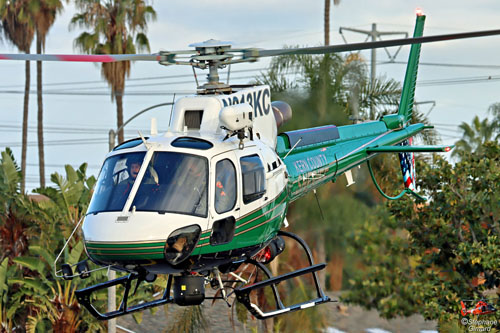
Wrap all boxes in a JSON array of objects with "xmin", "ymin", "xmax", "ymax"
[
  {"xmin": 26, "ymin": 162, "xmax": 101, "ymax": 169},
  {"xmin": 0, "ymin": 138, "xmax": 108, "ymax": 147},
  {"xmin": 45, "ymin": 74, "xmax": 262, "ymax": 92},
  {"xmin": 436, "ymin": 127, "xmax": 463, "ymax": 134},
  {"xmin": 0, "ymin": 124, "xmax": 167, "ymax": 134},
  {"xmin": 3, "ymin": 71, "xmax": 500, "ymax": 97},
  {"xmin": 0, "ymin": 89, "xmax": 194, "ymax": 96},
  {"xmin": 439, "ymin": 134, "xmax": 462, "ymax": 139},
  {"xmin": 433, "ymin": 122, "xmax": 463, "ymax": 127},
  {"xmin": 418, "ymin": 74, "xmax": 500, "ymax": 86},
  {"xmin": 0, "ymin": 67, "xmax": 268, "ymax": 89},
  {"xmin": 380, "ymin": 60, "xmax": 500, "ymax": 70}
]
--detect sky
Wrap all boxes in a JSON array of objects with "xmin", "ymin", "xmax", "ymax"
[{"xmin": 1, "ymin": 0, "xmax": 500, "ymax": 192}]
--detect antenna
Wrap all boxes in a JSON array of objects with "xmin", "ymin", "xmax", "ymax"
[
  {"xmin": 150, "ymin": 117, "xmax": 158, "ymax": 136},
  {"xmin": 168, "ymin": 93, "xmax": 176, "ymax": 129}
]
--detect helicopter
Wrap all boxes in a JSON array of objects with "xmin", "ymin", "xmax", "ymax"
[
  {"xmin": 2, "ymin": 12, "xmax": 500, "ymax": 321},
  {"xmin": 461, "ymin": 299, "xmax": 497, "ymax": 316}
]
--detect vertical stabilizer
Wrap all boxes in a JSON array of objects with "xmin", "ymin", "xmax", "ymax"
[{"xmin": 398, "ymin": 14, "xmax": 426, "ymax": 124}]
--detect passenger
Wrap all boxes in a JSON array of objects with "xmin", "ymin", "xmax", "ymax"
[{"xmin": 168, "ymin": 157, "xmax": 207, "ymax": 215}]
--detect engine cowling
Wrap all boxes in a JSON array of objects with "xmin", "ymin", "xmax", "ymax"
[{"xmin": 271, "ymin": 101, "xmax": 292, "ymax": 128}]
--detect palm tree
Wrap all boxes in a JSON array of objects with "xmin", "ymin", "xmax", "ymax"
[
  {"xmin": 257, "ymin": 51, "xmax": 437, "ymax": 293},
  {"xmin": 258, "ymin": 52, "xmax": 401, "ymax": 123},
  {"xmin": 71, "ymin": 0, "xmax": 157, "ymax": 144},
  {"xmin": 324, "ymin": 0, "xmax": 341, "ymax": 45},
  {"xmin": 487, "ymin": 102, "xmax": 500, "ymax": 140},
  {"xmin": 452, "ymin": 115, "xmax": 498, "ymax": 158},
  {"xmin": 0, "ymin": 0, "xmax": 35, "ymax": 193},
  {"xmin": 29, "ymin": 0, "xmax": 65, "ymax": 189}
]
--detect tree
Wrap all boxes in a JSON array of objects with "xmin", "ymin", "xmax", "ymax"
[
  {"xmin": 258, "ymin": 52, "xmax": 401, "ymax": 125},
  {"xmin": 257, "ymin": 51, "xmax": 403, "ymax": 287},
  {"xmin": 324, "ymin": 0, "xmax": 341, "ymax": 45},
  {"xmin": 30, "ymin": 0, "xmax": 65, "ymax": 188},
  {"xmin": 0, "ymin": 148, "xmax": 108, "ymax": 331},
  {"xmin": 0, "ymin": 0, "xmax": 35, "ymax": 193},
  {"xmin": 71, "ymin": 0, "xmax": 156, "ymax": 144},
  {"xmin": 452, "ymin": 115, "xmax": 498, "ymax": 158},
  {"xmin": 487, "ymin": 102, "xmax": 500, "ymax": 141},
  {"xmin": 0, "ymin": 148, "xmax": 36, "ymax": 263},
  {"xmin": 344, "ymin": 142, "xmax": 500, "ymax": 328}
]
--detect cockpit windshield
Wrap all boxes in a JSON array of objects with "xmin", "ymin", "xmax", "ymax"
[
  {"xmin": 87, "ymin": 152, "xmax": 208, "ymax": 217},
  {"xmin": 87, "ymin": 152, "xmax": 146, "ymax": 214},
  {"xmin": 132, "ymin": 152, "xmax": 208, "ymax": 217}
]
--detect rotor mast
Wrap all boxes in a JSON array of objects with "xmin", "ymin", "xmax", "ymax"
[{"xmin": 189, "ymin": 40, "xmax": 235, "ymax": 93}]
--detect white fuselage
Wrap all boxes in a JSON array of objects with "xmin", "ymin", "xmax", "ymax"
[{"xmin": 82, "ymin": 86, "xmax": 288, "ymax": 272}]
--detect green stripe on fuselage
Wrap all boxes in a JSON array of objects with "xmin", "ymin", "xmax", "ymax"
[
  {"xmin": 193, "ymin": 191, "xmax": 288, "ymax": 254},
  {"xmin": 87, "ymin": 248, "xmax": 164, "ymax": 254},
  {"xmin": 85, "ymin": 241, "xmax": 165, "ymax": 249}
]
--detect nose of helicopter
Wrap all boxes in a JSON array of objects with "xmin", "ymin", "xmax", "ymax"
[{"xmin": 82, "ymin": 211, "xmax": 207, "ymax": 266}]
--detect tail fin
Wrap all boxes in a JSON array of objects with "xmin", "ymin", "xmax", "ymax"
[
  {"xmin": 398, "ymin": 14, "xmax": 426, "ymax": 125},
  {"xmin": 461, "ymin": 301, "xmax": 468, "ymax": 316}
]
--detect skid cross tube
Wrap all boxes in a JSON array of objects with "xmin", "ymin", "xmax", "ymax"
[
  {"xmin": 75, "ymin": 273, "xmax": 173, "ymax": 320},
  {"xmin": 234, "ymin": 231, "xmax": 330, "ymax": 319}
]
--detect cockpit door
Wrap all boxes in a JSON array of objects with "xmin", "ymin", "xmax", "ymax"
[{"xmin": 208, "ymin": 151, "xmax": 240, "ymax": 246}]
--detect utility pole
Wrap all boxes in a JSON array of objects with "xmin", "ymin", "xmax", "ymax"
[
  {"xmin": 339, "ymin": 24, "xmax": 408, "ymax": 119},
  {"xmin": 108, "ymin": 102, "xmax": 173, "ymax": 151},
  {"xmin": 106, "ymin": 102, "xmax": 172, "ymax": 333}
]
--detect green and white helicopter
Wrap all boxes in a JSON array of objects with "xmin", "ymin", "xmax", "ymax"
[{"xmin": 2, "ymin": 12, "xmax": 500, "ymax": 320}]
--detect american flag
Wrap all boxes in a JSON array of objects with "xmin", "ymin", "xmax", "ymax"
[{"xmin": 398, "ymin": 138, "xmax": 416, "ymax": 190}]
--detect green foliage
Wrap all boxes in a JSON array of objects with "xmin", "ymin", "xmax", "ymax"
[
  {"xmin": 165, "ymin": 305, "xmax": 208, "ymax": 333},
  {"xmin": 291, "ymin": 190, "xmax": 371, "ymax": 254},
  {"xmin": 344, "ymin": 142, "xmax": 500, "ymax": 324},
  {"xmin": 257, "ymin": 52, "xmax": 401, "ymax": 127},
  {"xmin": 273, "ymin": 277, "xmax": 327, "ymax": 332},
  {"xmin": 0, "ymin": 148, "xmax": 21, "ymax": 195},
  {"xmin": 0, "ymin": 149, "xmax": 108, "ymax": 331},
  {"xmin": 452, "ymin": 115, "xmax": 499, "ymax": 158}
]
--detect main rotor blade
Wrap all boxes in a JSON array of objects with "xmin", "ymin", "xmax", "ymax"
[
  {"xmin": 0, "ymin": 53, "xmax": 160, "ymax": 62},
  {"xmin": 256, "ymin": 28, "xmax": 500, "ymax": 57}
]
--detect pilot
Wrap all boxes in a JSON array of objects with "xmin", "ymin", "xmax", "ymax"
[
  {"xmin": 118, "ymin": 157, "xmax": 142, "ymax": 191},
  {"xmin": 120, "ymin": 156, "xmax": 158, "ymax": 188}
]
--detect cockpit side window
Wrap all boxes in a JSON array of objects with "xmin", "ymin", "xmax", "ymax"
[
  {"xmin": 240, "ymin": 154, "xmax": 266, "ymax": 204},
  {"xmin": 215, "ymin": 159, "xmax": 237, "ymax": 214}
]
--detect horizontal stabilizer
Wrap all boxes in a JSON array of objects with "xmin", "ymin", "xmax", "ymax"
[{"xmin": 366, "ymin": 145, "xmax": 453, "ymax": 153}]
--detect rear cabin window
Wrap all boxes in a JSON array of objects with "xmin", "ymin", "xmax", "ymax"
[
  {"xmin": 240, "ymin": 155, "xmax": 266, "ymax": 204},
  {"xmin": 215, "ymin": 159, "xmax": 237, "ymax": 214}
]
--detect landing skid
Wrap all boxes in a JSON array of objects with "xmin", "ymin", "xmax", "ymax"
[
  {"xmin": 234, "ymin": 230, "xmax": 331, "ymax": 319},
  {"xmin": 75, "ymin": 231, "xmax": 331, "ymax": 321},
  {"xmin": 75, "ymin": 273, "xmax": 174, "ymax": 320}
]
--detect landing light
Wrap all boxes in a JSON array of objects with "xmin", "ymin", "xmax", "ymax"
[{"xmin": 164, "ymin": 225, "xmax": 201, "ymax": 265}]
